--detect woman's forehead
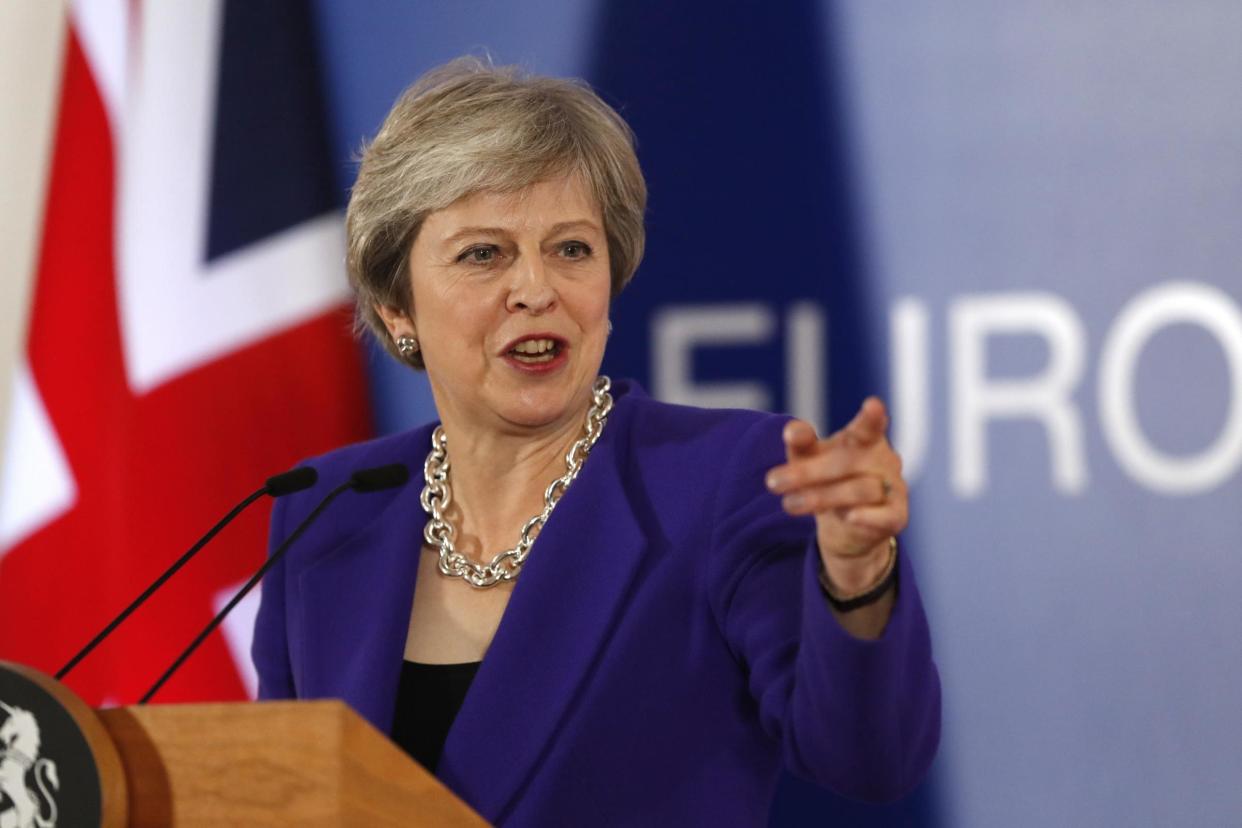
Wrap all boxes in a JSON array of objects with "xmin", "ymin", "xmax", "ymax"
[{"xmin": 423, "ymin": 175, "xmax": 603, "ymax": 241}]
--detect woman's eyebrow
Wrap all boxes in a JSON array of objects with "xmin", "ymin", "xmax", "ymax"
[
  {"xmin": 439, "ymin": 226, "xmax": 508, "ymax": 246},
  {"xmin": 547, "ymin": 219, "xmax": 602, "ymax": 236},
  {"xmin": 440, "ymin": 220, "xmax": 602, "ymax": 247}
]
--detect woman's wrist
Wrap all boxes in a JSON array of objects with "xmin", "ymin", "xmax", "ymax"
[{"xmin": 819, "ymin": 537, "xmax": 898, "ymax": 612}]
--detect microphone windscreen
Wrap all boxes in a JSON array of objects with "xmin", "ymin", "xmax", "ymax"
[
  {"xmin": 266, "ymin": 466, "xmax": 318, "ymax": 497},
  {"xmin": 350, "ymin": 463, "xmax": 410, "ymax": 492}
]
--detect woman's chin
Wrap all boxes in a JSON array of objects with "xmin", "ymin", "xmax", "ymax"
[
  {"xmin": 498, "ymin": 401, "xmax": 573, "ymax": 431},
  {"xmin": 495, "ymin": 384, "xmax": 592, "ymax": 432}
]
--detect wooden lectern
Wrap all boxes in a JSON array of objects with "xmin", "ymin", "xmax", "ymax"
[
  {"xmin": 0, "ymin": 662, "xmax": 489, "ymax": 827},
  {"xmin": 98, "ymin": 701, "xmax": 489, "ymax": 826}
]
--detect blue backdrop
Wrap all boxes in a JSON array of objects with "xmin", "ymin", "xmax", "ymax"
[{"xmin": 307, "ymin": 2, "xmax": 1242, "ymax": 825}]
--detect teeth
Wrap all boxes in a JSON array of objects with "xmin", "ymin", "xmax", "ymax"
[
  {"xmin": 512, "ymin": 338, "xmax": 557, "ymax": 354},
  {"xmin": 513, "ymin": 351, "xmax": 554, "ymax": 362},
  {"xmin": 509, "ymin": 337, "xmax": 560, "ymax": 364}
]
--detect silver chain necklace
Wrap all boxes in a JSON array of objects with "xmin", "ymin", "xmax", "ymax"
[{"xmin": 420, "ymin": 376, "xmax": 613, "ymax": 588}]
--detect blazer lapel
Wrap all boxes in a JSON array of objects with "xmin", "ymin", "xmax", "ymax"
[
  {"xmin": 437, "ymin": 406, "xmax": 649, "ymax": 822},
  {"xmin": 295, "ymin": 428, "xmax": 431, "ymax": 732}
]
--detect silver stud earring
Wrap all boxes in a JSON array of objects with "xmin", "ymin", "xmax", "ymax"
[
  {"xmin": 607, "ymin": 320, "xmax": 613, "ymax": 335},
  {"xmin": 396, "ymin": 335, "xmax": 419, "ymax": 357}
]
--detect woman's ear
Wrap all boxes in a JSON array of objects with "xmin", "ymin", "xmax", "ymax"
[{"xmin": 374, "ymin": 302, "xmax": 414, "ymax": 340}]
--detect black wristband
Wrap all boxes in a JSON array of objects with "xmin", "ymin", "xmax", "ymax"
[{"xmin": 819, "ymin": 539, "xmax": 899, "ymax": 613}]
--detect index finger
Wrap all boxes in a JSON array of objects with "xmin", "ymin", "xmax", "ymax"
[
  {"xmin": 844, "ymin": 396, "xmax": 889, "ymax": 446},
  {"xmin": 782, "ymin": 419, "xmax": 819, "ymax": 461}
]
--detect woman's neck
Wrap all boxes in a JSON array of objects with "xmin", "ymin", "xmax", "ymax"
[{"xmin": 433, "ymin": 410, "xmax": 588, "ymax": 559}]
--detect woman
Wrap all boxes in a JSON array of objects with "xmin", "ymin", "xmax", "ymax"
[{"xmin": 252, "ymin": 58, "xmax": 939, "ymax": 825}]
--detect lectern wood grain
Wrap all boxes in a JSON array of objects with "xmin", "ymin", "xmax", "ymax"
[{"xmin": 98, "ymin": 700, "xmax": 489, "ymax": 827}]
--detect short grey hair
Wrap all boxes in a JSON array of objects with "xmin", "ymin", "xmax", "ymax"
[{"xmin": 346, "ymin": 56, "xmax": 647, "ymax": 368}]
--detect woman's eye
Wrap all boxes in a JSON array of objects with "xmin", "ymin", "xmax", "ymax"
[
  {"xmin": 458, "ymin": 245, "xmax": 498, "ymax": 264},
  {"xmin": 561, "ymin": 241, "xmax": 592, "ymax": 259}
]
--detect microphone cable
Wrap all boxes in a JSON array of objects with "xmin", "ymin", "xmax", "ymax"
[{"xmin": 55, "ymin": 466, "xmax": 318, "ymax": 681}]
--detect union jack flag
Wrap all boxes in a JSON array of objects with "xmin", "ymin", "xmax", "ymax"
[{"xmin": 0, "ymin": 0, "xmax": 370, "ymax": 705}]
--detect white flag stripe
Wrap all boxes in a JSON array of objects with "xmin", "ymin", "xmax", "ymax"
[
  {"xmin": 117, "ymin": 0, "xmax": 350, "ymax": 395},
  {"xmin": 70, "ymin": 0, "xmax": 128, "ymax": 132},
  {"xmin": 0, "ymin": 362, "xmax": 77, "ymax": 557},
  {"xmin": 213, "ymin": 579, "xmax": 261, "ymax": 700}
]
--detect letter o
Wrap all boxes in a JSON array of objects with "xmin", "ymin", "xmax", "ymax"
[{"xmin": 1099, "ymin": 282, "xmax": 1242, "ymax": 494}]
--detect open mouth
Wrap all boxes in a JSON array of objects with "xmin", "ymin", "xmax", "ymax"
[{"xmin": 507, "ymin": 337, "xmax": 565, "ymax": 364}]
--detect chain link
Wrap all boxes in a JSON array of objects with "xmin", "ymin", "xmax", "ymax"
[{"xmin": 421, "ymin": 376, "xmax": 613, "ymax": 588}]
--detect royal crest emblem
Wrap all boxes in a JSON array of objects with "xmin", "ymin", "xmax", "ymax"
[{"xmin": 0, "ymin": 702, "xmax": 59, "ymax": 828}]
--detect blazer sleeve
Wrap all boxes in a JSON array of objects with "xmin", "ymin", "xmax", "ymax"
[
  {"xmin": 251, "ymin": 492, "xmax": 296, "ymax": 700},
  {"xmin": 706, "ymin": 415, "xmax": 940, "ymax": 802}
]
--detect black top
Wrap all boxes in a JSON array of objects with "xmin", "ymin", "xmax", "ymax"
[{"xmin": 390, "ymin": 659, "xmax": 482, "ymax": 772}]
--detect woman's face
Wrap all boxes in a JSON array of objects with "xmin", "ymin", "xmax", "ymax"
[{"xmin": 387, "ymin": 173, "xmax": 612, "ymax": 436}]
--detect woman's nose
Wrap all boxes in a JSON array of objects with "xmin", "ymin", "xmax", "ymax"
[{"xmin": 506, "ymin": 256, "xmax": 556, "ymax": 314}]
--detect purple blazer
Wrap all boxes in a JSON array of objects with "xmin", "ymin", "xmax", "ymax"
[{"xmin": 252, "ymin": 380, "xmax": 940, "ymax": 826}]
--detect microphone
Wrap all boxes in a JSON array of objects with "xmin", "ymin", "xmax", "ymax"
[
  {"xmin": 138, "ymin": 463, "xmax": 410, "ymax": 704},
  {"xmin": 56, "ymin": 466, "xmax": 319, "ymax": 681},
  {"xmin": 266, "ymin": 466, "xmax": 318, "ymax": 496}
]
